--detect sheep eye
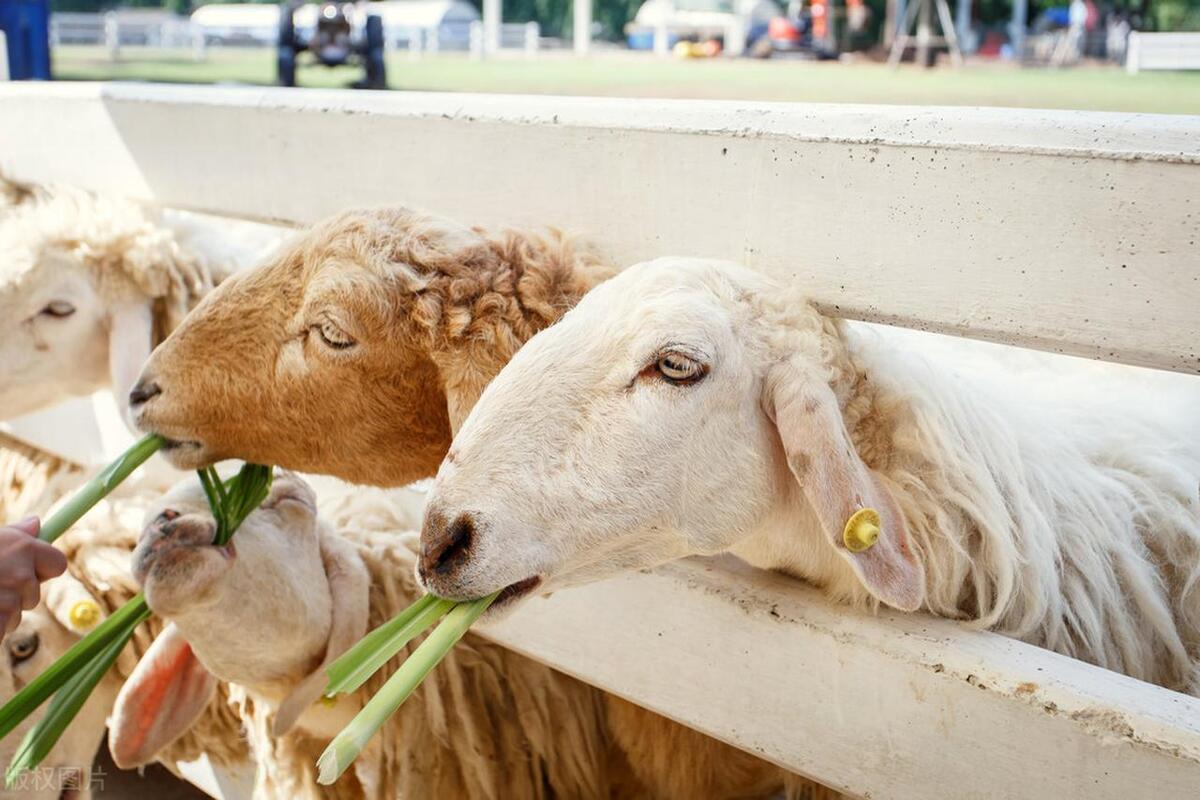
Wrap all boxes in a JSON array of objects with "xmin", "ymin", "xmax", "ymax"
[
  {"xmin": 40, "ymin": 301, "xmax": 75, "ymax": 318},
  {"xmin": 9, "ymin": 633, "xmax": 38, "ymax": 664},
  {"xmin": 314, "ymin": 320, "xmax": 355, "ymax": 350},
  {"xmin": 655, "ymin": 352, "xmax": 706, "ymax": 385}
]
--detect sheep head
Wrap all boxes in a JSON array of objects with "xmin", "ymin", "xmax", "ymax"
[
  {"xmin": 111, "ymin": 470, "xmax": 368, "ymax": 767},
  {"xmin": 0, "ymin": 579, "xmax": 116, "ymax": 799},
  {"xmin": 0, "ymin": 190, "xmax": 215, "ymax": 425},
  {"xmin": 132, "ymin": 207, "xmax": 604, "ymax": 487},
  {"xmin": 420, "ymin": 258, "xmax": 925, "ymax": 617}
]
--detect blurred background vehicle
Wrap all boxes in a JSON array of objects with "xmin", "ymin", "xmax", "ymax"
[{"xmin": 276, "ymin": 0, "xmax": 387, "ymax": 87}]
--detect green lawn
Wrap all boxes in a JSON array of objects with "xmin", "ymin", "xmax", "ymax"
[{"xmin": 51, "ymin": 45, "xmax": 1200, "ymax": 114}]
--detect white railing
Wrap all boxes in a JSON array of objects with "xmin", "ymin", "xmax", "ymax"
[
  {"xmin": 1, "ymin": 83, "xmax": 1198, "ymax": 799},
  {"xmin": 50, "ymin": 11, "xmax": 204, "ymax": 61},
  {"xmin": 468, "ymin": 19, "xmax": 540, "ymax": 58},
  {"xmin": 1126, "ymin": 31, "xmax": 1200, "ymax": 73}
]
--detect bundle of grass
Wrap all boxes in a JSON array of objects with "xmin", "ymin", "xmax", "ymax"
[
  {"xmin": 0, "ymin": 434, "xmax": 271, "ymax": 783},
  {"xmin": 317, "ymin": 593, "xmax": 497, "ymax": 783}
]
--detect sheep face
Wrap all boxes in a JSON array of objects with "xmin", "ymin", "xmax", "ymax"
[
  {"xmin": 418, "ymin": 258, "xmax": 788, "ymax": 611},
  {"xmin": 422, "ymin": 257, "xmax": 924, "ymax": 614},
  {"xmin": 111, "ymin": 471, "xmax": 368, "ymax": 767},
  {"xmin": 0, "ymin": 244, "xmax": 126, "ymax": 421},
  {"xmin": 130, "ymin": 208, "xmax": 465, "ymax": 487},
  {"xmin": 0, "ymin": 600, "xmax": 112, "ymax": 800},
  {"xmin": 132, "ymin": 470, "xmax": 333, "ymax": 686},
  {"xmin": 0, "ymin": 190, "xmax": 212, "ymax": 426}
]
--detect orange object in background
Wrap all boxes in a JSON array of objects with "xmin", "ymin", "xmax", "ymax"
[
  {"xmin": 768, "ymin": 16, "xmax": 800, "ymax": 41},
  {"xmin": 810, "ymin": 0, "xmax": 828, "ymax": 40}
]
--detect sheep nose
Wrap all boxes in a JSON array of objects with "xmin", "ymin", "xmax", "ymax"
[
  {"xmin": 128, "ymin": 379, "xmax": 161, "ymax": 408},
  {"xmin": 419, "ymin": 512, "xmax": 475, "ymax": 583}
]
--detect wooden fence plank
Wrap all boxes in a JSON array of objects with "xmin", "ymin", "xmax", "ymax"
[{"xmin": 2, "ymin": 83, "xmax": 1198, "ymax": 372}]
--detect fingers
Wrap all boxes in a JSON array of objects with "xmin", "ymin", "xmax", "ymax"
[
  {"xmin": 0, "ymin": 522, "xmax": 68, "ymax": 641},
  {"xmin": 0, "ymin": 589, "xmax": 22, "ymax": 636},
  {"xmin": 20, "ymin": 578, "xmax": 40, "ymax": 611},
  {"xmin": 32, "ymin": 541, "xmax": 67, "ymax": 581}
]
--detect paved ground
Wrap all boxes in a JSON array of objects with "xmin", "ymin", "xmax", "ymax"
[{"xmin": 51, "ymin": 47, "xmax": 1200, "ymax": 114}]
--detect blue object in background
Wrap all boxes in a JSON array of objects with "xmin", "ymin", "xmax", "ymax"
[
  {"xmin": 627, "ymin": 29, "xmax": 680, "ymax": 50},
  {"xmin": 0, "ymin": 0, "xmax": 52, "ymax": 80}
]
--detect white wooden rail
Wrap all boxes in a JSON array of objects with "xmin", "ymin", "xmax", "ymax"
[
  {"xmin": 2, "ymin": 83, "xmax": 1198, "ymax": 374},
  {"xmin": 2, "ymin": 83, "xmax": 1200, "ymax": 799},
  {"xmin": 1126, "ymin": 32, "xmax": 1200, "ymax": 74}
]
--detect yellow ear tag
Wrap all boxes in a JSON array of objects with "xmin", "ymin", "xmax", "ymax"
[
  {"xmin": 843, "ymin": 508, "xmax": 881, "ymax": 553},
  {"xmin": 69, "ymin": 599, "xmax": 102, "ymax": 630}
]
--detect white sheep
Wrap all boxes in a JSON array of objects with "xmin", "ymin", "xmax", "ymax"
[
  {"xmin": 117, "ymin": 470, "xmax": 836, "ymax": 798},
  {"xmin": 107, "ymin": 472, "xmax": 643, "ymax": 799},
  {"xmin": 0, "ymin": 574, "xmax": 113, "ymax": 800},
  {"xmin": 0, "ymin": 184, "xmax": 282, "ymax": 424},
  {"xmin": 0, "ymin": 487, "xmax": 251, "ymax": 800},
  {"xmin": 422, "ymin": 257, "xmax": 1200, "ymax": 695},
  {"xmin": 0, "ymin": 184, "xmax": 283, "ymax": 521},
  {"xmin": 125, "ymin": 207, "xmax": 825, "ymax": 797}
]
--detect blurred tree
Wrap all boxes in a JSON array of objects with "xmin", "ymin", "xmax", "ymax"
[{"xmin": 1151, "ymin": 0, "xmax": 1200, "ymax": 29}]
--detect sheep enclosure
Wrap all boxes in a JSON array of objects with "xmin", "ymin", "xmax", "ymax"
[{"xmin": 1, "ymin": 82, "xmax": 1198, "ymax": 800}]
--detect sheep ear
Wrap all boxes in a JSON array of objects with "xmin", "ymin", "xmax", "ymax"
[
  {"xmin": 109, "ymin": 623, "xmax": 217, "ymax": 769},
  {"xmin": 109, "ymin": 301, "xmax": 154, "ymax": 425},
  {"xmin": 765, "ymin": 361, "xmax": 925, "ymax": 611},
  {"xmin": 273, "ymin": 528, "xmax": 369, "ymax": 736}
]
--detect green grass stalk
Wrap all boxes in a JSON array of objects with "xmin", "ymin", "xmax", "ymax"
[
  {"xmin": 4, "ymin": 603, "xmax": 147, "ymax": 786},
  {"xmin": 38, "ymin": 435, "xmax": 164, "ymax": 544},
  {"xmin": 316, "ymin": 592, "xmax": 499, "ymax": 784},
  {"xmin": 324, "ymin": 594, "xmax": 455, "ymax": 697}
]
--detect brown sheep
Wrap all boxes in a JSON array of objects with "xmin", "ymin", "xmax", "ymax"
[{"xmin": 130, "ymin": 207, "xmax": 828, "ymax": 799}]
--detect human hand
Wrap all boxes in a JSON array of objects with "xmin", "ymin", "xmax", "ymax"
[{"xmin": 0, "ymin": 518, "xmax": 68, "ymax": 636}]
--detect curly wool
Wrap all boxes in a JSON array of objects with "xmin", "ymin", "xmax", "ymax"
[
  {"xmin": 0, "ymin": 431, "xmax": 82, "ymax": 521},
  {"xmin": 0, "ymin": 187, "xmax": 231, "ymax": 341},
  {"xmin": 0, "ymin": 173, "xmax": 37, "ymax": 211},
  {"xmin": 746, "ymin": 275, "xmax": 1200, "ymax": 693}
]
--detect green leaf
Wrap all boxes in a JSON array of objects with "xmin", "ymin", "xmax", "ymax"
[
  {"xmin": 324, "ymin": 594, "xmax": 454, "ymax": 697},
  {"xmin": 317, "ymin": 592, "xmax": 499, "ymax": 785},
  {"xmin": 0, "ymin": 454, "xmax": 272, "ymax": 780},
  {"xmin": 0, "ymin": 595, "xmax": 151, "ymax": 743},
  {"xmin": 38, "ymin": 435, "xmax": 164, "ymax": 544},
  {"xmin": 5, "ymin": 605, "xmax": 146, "ymax": 786}
]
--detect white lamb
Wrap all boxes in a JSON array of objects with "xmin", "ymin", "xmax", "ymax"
[
  {"xmin": 421, "ymin": 257, "xmax": 1200, "ymax": 695},
  {"xmin": 108, "ymin": 472, "xmax": 695, "ymax": 800},
  {"xmin": 0, "ymin": 489, "xmax": 251, "ymax": 800},
  {"xmin": 0, "ymin": 184, "xmax": 282, "ymax": 520},
  {"xmin": 0, "ymin": 184, "xmax": 282, "ymax": 424}
]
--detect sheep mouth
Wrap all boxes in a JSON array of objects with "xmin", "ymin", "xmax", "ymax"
[
  {"xmin": 488, "ymin": 575, "xmax": 542, "ymax": 612},
  {"xmin": 160, "ymin": 437, "xmax": 202, "ymax": 452},
  {"xmin": 133, "ymin": 414, "xmax": 210, "ymax": 465},
  {"xmin": 156, "ymin": 437, "xmax": 208, "ymax": 467}
]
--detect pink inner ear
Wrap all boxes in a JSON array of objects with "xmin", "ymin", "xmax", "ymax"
[{"xmin": 110, "ymin": 627, "xmax": 217, "ymax": 769}]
